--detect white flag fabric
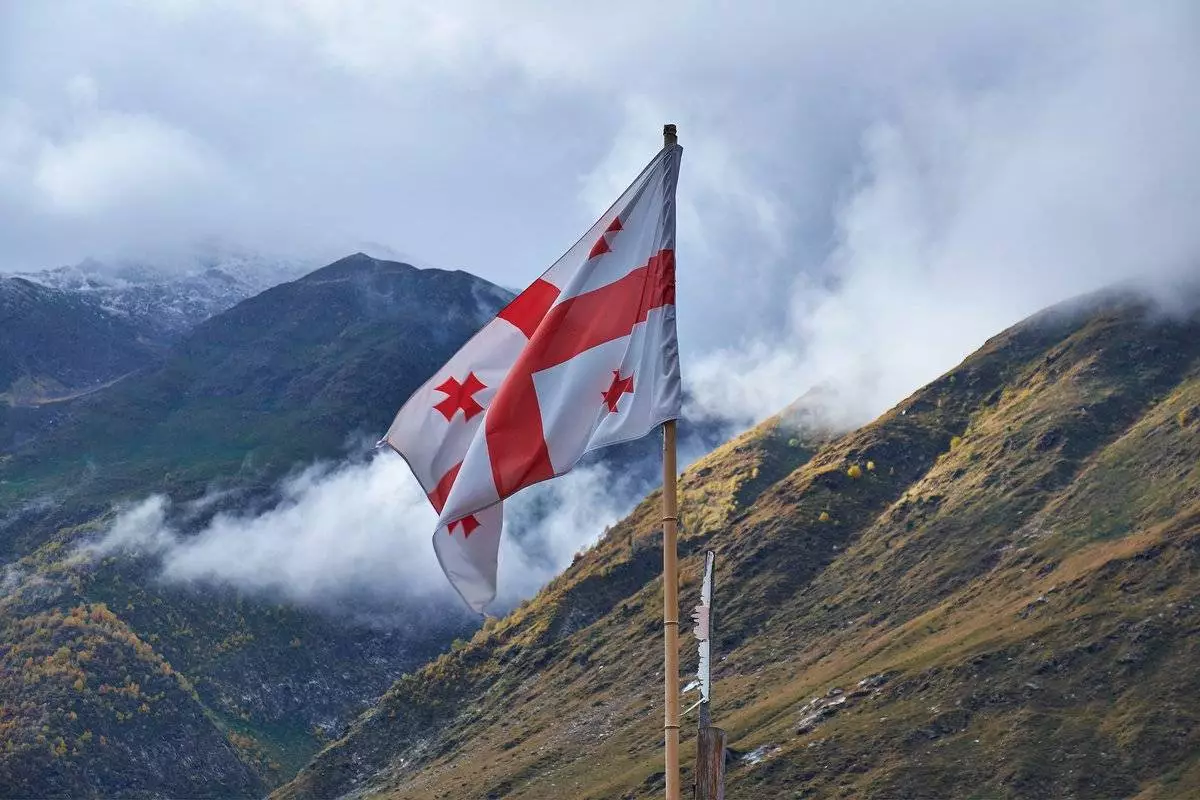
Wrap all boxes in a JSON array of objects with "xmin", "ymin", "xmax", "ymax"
[
  {"xmin": 691, "ymin": 550, "xmax": 715, "ymax": 704},
  {"xmin": 384, "ymin": 142, "xmax": 682, "ymax": 611}
]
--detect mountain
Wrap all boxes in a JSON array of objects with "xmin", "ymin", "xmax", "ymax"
[
  {"xmin": 9, "ymin": 250, "xmax": 317, "ymax": 341},
  {"xmin": 1, "ymin": 249, "xmax": 315, "ymax": 441},
  {"xmin": 3, "ymin": 253, "xmax": 513, "ymax": 526},
  {"xmin": 0, "ymin": 249, "xmax": 733, "ymax": 800},
  {"xmin": 277, "ymin": 288, "xmax": 1200, "ymax": 800},
  {"xmin": 0, "ymin": 254, "xmax": 516, "ymax": 797},
  {"xmin": 0, "ymin": 276, "xmax": 159, "ymax": 407}
]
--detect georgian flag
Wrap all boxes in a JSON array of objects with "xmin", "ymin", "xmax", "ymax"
[{"xmin": 384, "ymin": 141, "xmax": 682, "ymax": 611}]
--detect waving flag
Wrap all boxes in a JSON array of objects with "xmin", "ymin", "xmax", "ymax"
[{"xmin": 384, "ymin": 141, "xmax": 682, "ymax": 610}]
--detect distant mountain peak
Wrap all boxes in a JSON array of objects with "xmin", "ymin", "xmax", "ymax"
[
  {"xmin": 0, "ymin": 275, "xmax": 156, "ymax": 405},
  {"xmin": 5, "ymin": 250, "xmax": 319, "ymax": 340},
  {"xmin": 300, "ymin": 252, "xmax": 412, "ymax": 282}
]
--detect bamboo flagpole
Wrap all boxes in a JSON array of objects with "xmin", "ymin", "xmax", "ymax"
[
  {"xmin": 663, "ymin": 420, "xmax": 681, "ymax": 800},
  {"xmin": 661, "ymin": 116, "xmax": 682, "ymax": 800}
]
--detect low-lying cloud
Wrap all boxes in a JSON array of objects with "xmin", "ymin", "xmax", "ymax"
[{"xmin": 86, "ymin": 452, "xmax": 644, "ymax": 613}]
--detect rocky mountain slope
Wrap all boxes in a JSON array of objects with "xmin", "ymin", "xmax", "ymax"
[{"xmin": 278, "ymin": 287, "xmax": 1200, "ymax": 800}]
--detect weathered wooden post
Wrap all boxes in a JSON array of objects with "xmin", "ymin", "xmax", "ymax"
[
  {"xmin": 692, "ymin": 550, "xmax": 725, "ymax": 799},
  {"xmin": 695, "ymin": 727, "xmax": 727, "ymax": 800}
]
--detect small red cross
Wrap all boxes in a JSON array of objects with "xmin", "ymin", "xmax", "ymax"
[
  {"xmin": 448, "ymin": 515, "xmax": 481, "ymax": 537},
  {"xmin": 588, "ymin": 216, "xmax": 624, "ymax": 259},
  {"xmin": 433, "ymin": 372, "xmax": 486, "ymax": 422},
  {"xmin": 601, "ymin": 369, "xmax": 635, "ymax": 413}
]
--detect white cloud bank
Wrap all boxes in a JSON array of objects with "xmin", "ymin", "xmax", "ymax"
[{"xmin": 86, "ymin": 454, "xmax": 638, "ymax": 611}]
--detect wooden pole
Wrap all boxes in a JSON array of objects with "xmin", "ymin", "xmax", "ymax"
[
  {"xmin": 662, "ymin": 419, "xmax": 680, "ymax": 800},
  {"xmin": 695, "ymin": 727, "xmax": 727, "ymax": 800},
  {"xmin": 661, "ymin": 122, "xmax": 681, "ymax": 800}
]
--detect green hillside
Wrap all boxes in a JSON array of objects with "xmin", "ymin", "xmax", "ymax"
[
  {"xmin": 0, "ymin": 276, "xmax": 160, "ymax": 408},
  {"xmin": 277, "ymin": 289, "xmax": 1200, "ymax": 800}
]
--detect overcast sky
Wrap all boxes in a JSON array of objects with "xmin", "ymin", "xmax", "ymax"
[{"xmin": 4, "ymin": 1, "xmax": 1199, "ymax": 424}]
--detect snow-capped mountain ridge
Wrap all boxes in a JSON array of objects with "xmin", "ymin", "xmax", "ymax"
[{"xmin": 8, "ymin": 251, "xmax": 319, "ymax": 338}]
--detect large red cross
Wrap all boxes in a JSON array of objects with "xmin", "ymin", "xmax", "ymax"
[
  {"xmin": 485, "ymin": 248, "xmax": 675, "ymax": 497},
  {"xmin": 426, "ymin": 248, "xmax": 676, "ymax": 519}
]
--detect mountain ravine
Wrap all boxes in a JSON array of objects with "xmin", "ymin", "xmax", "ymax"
[{"xmin": 277, "ymin": 287, "xmax": 1200, "ymax": 800}]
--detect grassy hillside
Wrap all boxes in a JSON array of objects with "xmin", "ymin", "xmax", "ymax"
[{"xmin": 277, "ymin": 289, "xmax": 1200, "ymax": 800}]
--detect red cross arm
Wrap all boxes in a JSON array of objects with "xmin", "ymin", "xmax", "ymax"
[{"xmin": 485, "ymin": 249, "xmax": 675, "ymax": 498}]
